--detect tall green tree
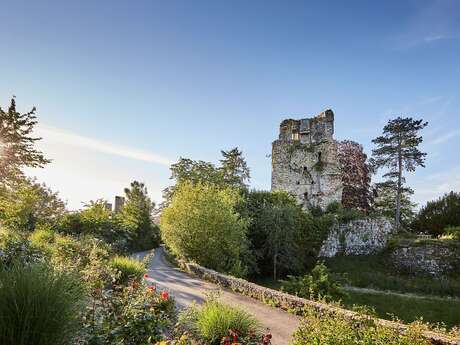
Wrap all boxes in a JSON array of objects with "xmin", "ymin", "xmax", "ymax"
[
  {"xmin": 373, "ymin": 181, "xmax": 417, "ymax": 228},
  {"xmin": 371, "ymin": 117, "xmax": 427, "ymax": 229},
  {"xmin": 118, "ymin": 181, "xmax": 159, "ymax": 251},
  {"xmin": 160, "ymin": 182, "xmax": 250, "ymax": 276},
  {"xmin": 219, "ymin": 147, "xmax": 250, "ymax": 189},
  {"xmin": 0, "ymin": 97, "xmax": 50, "ymax": 184}
]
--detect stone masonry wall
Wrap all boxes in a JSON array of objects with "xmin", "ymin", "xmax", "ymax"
[
  {"xmin": 271, "ymin": 109, "xmax": 343, "ymax": 210},
  {"xmin": 390, "ymin": 242, "xmax": 460, "ymax": 276},
  {"xmin": 319, "ymin": 217, "xmax": 395, "ymax": 257}
]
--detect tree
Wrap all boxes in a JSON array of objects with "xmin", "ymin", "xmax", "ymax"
[
  {"xmin": 118, "ymin": 181, "xmax": 159, "ymax": 251},
  {"xmin": 0, "ymin": 97, "xmax": 50, "ymax": 184},
  {"xmin": 338, "ymin": 140, "xmax": 373, "ymax": 212},
  {"xmin": 373, "ymin": 181, "xmax": 416, "ymax": 228},
  {"xmin": 160, "ymin": 182, "xmax": 250, "ymax": 276},
  {"xmin": 371, "ymin": 117, "xmax": 427, "ymax": 229},
  {"xmin": 162, "ymin": 158, "xmax": 223, "ymax": 207},
  {"xmin": 411, "ymin": 191, "xmax": 460, "ymax": 235},
  {"xmin": 0, "ymin": 178, "xmax": 65, "ymax": 232},
  {"xmin": 219, "ymin": 147, "xmax": 250, "ymax": 189},
  {"xmin": 244, "ymin": 190, "xmax": 306, "ymax": 280}
]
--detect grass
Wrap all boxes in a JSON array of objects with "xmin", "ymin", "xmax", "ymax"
[
  {"xmin": 109, "ymin": 255, "xmax": 146, "ymax": 284},
  {"xmin": 180, "ymin": 299, "xmax": 260, "ymax": 345},
  {"xmin": 342, "ymin": 289, "xmax": 460, "ymax": 328},
  {"xmin": 0, "ymin": 263, "xmax": 84, "ymax": 345},
  {"xmin": 325, "ymin": 254, "xmax": 460, "ymax": 297}
]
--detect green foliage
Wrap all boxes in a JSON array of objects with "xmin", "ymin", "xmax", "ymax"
[
  {"xmin": 162, "ymin": 147, "xmax": 250, "ymax": 207},
  {"xmin": 281, "ymin": 262, "xmax": 346, "ymax": 302},
  {"xmin": 292, "ymin": 307, "xmax": 431, "ymax": 345},
  {"xmin": 219, "ymin": 147, "xmax": 250, "ymax": 189},
  {"xmin": 0, "ymin": 263, "xmax": 84, "ymax": 345},
  {"xmin": 81, "ymin": 281, "xmax": 175, "ymax": 345},
  {"xmin": 0, "ymin": 97, "xmax": 50, "ymax": 184},
  {"xmin": 412, "ymin": 191, "xmax": 460, "ymax": 236},
  {"xmin": 161, "ymin": 182, "xmax": 250, "ymax": 275},
  {"xmin": 0, "ymin": 230, "xmax": 44, "ymax": 267},
  {"xmin": 445, "ymin": 226, "xmax": 460, "ymax": 241},
  {"xmin": 109, "ymin": 256, "xmax": 146, "ymax": 285},
  {"xmin": 0, "ymin": 178, "xmax": 65, "ymax": 232},
  {"xmin": 117, "ymin": 181, "xmax": 160, "ymax": 251},
  {"xmin": 374, "ymin": 181, "xmax": 416, "ymax": 228},
  {"xmin": 180, "ymin": 299, "xmax": 260, "ymax": 345},
  {"xmin": 243, "ymin": 190, "xmax": 313, "ymax": 279}
]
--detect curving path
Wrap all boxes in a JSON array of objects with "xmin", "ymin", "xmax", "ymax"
[{"xmin": 133, "ymin": 247, "xmax": 300, "ymax": 345}]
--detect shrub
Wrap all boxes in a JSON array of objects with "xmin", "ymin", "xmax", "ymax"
[
  {"xmin": 161, "ymin": 182, "xmax": 249, "ymax": 275},
  {"xmin": 0, "ymin": 230, "xmax": 44, "ymax": 267},
  {"xmin": 180, "ymin": 299, "xmax": 260, "ymax": 345},
  {"xmin": 82, "ymin": 281, "xmax": 175, "ymax": 344},
  {"xmin": 0, "ymin": 263, "xmax": 84, "ymax": 345},
  {"xmin": 292, "ymin": 307, "xmax": 430, "ymax": 345},
  {"xmin": 445, "ymin": 226, "xmax": 460, "ymax": 241},
  {"xmin": 280, "ymin": 262, "xmax": 346, "ymax": 302},
  {"xmin": 412, "ymin": 191, "xmax": 460, "ymax": 235},
  {"xmin": 109, "ymin": 255, "xmax": 146, "ymax": 284}
]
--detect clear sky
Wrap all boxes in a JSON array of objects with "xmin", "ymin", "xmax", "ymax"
[{"xmin": 1, "ymin": 0, "xmax": 459, "ymax": 209}]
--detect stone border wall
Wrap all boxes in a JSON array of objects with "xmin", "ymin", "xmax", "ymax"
[{"xmin": 179, "ymin": 260, "xmax": 460, "ymax": 345}]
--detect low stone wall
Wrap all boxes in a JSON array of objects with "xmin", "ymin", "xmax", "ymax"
[
  {"xmin": 179, "ymin": 260, "xmax": 459, "ymax": 345},
  {"xmin": 390, "ymin": 242, "xmax": 460, "ymax": 276},
  {"xmin": 319, "ymin": 217, "xmax": 394, "ymax": 257}
]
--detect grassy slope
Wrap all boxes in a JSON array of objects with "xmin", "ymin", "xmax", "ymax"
[{"xmin": 343, "ymin": 289, "xmax": 460, "ymax": 328}]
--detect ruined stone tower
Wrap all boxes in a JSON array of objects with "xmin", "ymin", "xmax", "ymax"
[{"xmin": 271, "ymin": 109, "xmax": 343, "ymax": 209}]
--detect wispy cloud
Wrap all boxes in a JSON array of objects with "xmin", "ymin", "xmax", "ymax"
[
  {"xmin": 428, "ymin": 129, "xmax": 460, "ymax": 145},
  {"xmin": 37, "ymin": 125, "xmax": 174, "ymax": 166},
  {"xmin": 393, "ymin": 0, "xmax": 460, "ymax": 48}
]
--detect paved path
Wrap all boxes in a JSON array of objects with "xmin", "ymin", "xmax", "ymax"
[{"xmin": 133, "ymin": 248, "xmax": 300, "ymax": 345}]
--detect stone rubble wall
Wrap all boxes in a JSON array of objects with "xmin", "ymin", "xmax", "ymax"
[
  {"xmin": 319, "ymin": 217, "xmax": 395, "ymax": 257},
  {"xmin": 390, "ymin": 242, "xmax": 460, "ymax": 276},
  {"xmin": 178, "ymin": 259, "xmax": 459, "ymax": 345}
]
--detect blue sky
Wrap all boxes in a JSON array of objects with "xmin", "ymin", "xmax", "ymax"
[{"xmin": 1, "ymin": 0, "xmax": 459, "ymax": 209}]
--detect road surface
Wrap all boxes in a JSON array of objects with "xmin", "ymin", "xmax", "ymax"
[{"xmin": 133, "ymin": 248, "xmax": 300, "ymax": 345}]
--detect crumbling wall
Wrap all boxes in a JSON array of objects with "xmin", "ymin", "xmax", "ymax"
[
  {"xmin": 271, "ymin": 109, "xmax": 342, "ymax": 209},
  {"xmin": 319, "ymin": 217, "xmax": 395, "ymax": 257}
]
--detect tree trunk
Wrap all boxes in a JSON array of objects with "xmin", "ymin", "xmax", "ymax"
[
  {"xmin": 273, "ymin": 252, "xmax": 277, "ymax": 281},
  {"xmin": 395, "ymin": 139, "xmax": 402, "ymax": 230}
]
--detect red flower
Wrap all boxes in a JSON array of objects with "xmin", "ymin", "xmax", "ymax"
[
  {"xmin": 161, "ymin": 291, "xmax": 169, "ymax": 300},
  {"xmin": 144, "ymin": 274, "xmax": 149, "ymax": 278},
  {"xmin": 147, "ymin": 285, "xmax": 156, "ymax": 292}
]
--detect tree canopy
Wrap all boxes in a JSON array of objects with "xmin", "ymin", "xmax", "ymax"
[{"xmin": 0, "ymin": 97, "xmax": 50, "ymax": 184}]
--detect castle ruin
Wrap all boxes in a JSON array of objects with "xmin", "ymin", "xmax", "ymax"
[{"xmin": 271, "ymin": 109, "xmax": 343, "ymax": 209}]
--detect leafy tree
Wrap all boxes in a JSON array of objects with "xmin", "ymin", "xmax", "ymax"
[
  {"xmin": 373, "ymin": 181, "xmax": 417, "ymax": 228},
  {"xmin": 0, "ymin": 178, "xmax": 65, "ymax": 232},
  {"xmin": 162, "ymin": 148, "xmax": 250, "ymax": 207},
  {"xmin": 117, "ymin": 181, "xmax": 159, "ymax": 251},
  {"xmin": 411, "ymin": 191, "xmax": 460, "ymax": 236},
  {"xmin": 338, "ymin": 140, "xmax": 373, "ymax": 212},
  {"xmin": 219, "ymin": 147, "xmax": 250, "ymax": 189},
  {"xmin": 0, "ymin": 97, "xmax": 50, "ymax": 184},
  {"xmin": 371, "ymin": 117, "xmax": 427, "ymax": 229},
  {"xmin": 160, "ymin": 182, "xmax": 250, "ymax": 276},
  {"xmin": 244, "ymin": 190, "xmax": 307, "ymax": 280}
]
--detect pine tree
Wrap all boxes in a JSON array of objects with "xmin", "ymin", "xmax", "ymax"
[
  {"xmin": 0, "ymin": 97, "xmax": 50, "ymax": 183},
  {"xmin": 371, "ymin": 117, "xmax": 427, "ymax": 229}
]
